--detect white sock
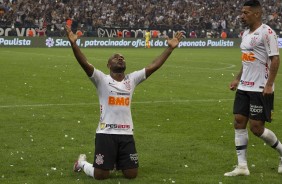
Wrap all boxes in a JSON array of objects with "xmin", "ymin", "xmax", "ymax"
[
  {"xmin": 235, "ymin": 129, "xmax": 248, "ymax": 166},
  {"xmin": 81, "ymin": 161, "xmax": 94, "ymax": 178},
  {"xmin": 260, "ymin": 128, "xmax": 282, "ymax": 156}
]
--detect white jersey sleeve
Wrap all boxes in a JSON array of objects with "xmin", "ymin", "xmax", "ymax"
[
  {"xmin": 89, "ymin": 68, "xmax": 146, "ymax": 135},
  {"xmin": 262, "ymin": 26, "xmax": 279, "ymax": 57}
]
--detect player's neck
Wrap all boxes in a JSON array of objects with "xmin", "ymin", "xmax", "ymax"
[
  {"xmin": 249, "ymin": 21, "xmax": 262, "ymax": 33},
  {"xmin": 110, "ymin": 72, "xmax": 125, "ymax": 82}
]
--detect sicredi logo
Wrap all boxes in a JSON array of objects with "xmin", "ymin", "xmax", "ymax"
[
  {"xmin": 278, "ymin": 38, "xmax": 282, "ymax": 48},
  {"xmin": 45, "ymin": 37, "xmax": 54, "ymax": 47}
]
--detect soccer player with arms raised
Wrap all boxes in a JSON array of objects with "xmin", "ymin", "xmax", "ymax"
[
  {"xmin": 224, "ymin": 0, "xmax": 282, "ymax": 176},
  {"xmin": 65, "ymin": 25, "xmax": 182, "ymax": 180}
]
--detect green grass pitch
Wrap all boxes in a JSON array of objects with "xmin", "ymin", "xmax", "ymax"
[{"xmin": 0, "ymin": 47, "xmax": 282, "ymax": 184}]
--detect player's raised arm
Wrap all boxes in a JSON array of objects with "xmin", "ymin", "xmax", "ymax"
[
  {"xmin": 65, "ymin": 26, "xmax": 94, "ymax": 77},
  {"xmin": 145, "ymin": 32, "xmax": 182, "ymax": 78}
]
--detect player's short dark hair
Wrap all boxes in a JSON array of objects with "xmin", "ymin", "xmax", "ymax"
[{"xmin": 243, "ymin": 0, "xmax": 261, "ymax": 7}]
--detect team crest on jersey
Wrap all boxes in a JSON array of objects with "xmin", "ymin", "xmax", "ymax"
[
  {"xmin": 124, "ymin": 80, "xmax": 131, "ymax": 90},
  {"xmin": 95, "ymin": 154, "xmax": 104, "ymax": 165},
  {"xmin": 250, "ymin": 36, "xmax": 258, "ymax": 47}
]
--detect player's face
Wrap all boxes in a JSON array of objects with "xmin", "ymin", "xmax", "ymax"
[
  {"xmin": 108, "ymin": 53, "xmax": 126, "ymax": 73},
  {"xmin": 240, "ymin": 6, "xmax": 257, "ymax": 27},
  {"xmin": 240, "ymin": 6, "xmax": 262, "ymax": 28}
]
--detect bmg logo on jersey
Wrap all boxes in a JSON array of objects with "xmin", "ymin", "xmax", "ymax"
[
  {"xmin": 108, "ymin": 96, "xmax": 130, "ymax": 106},
  {"xmin": 241, "ymin": 52, "xmax": 255, "ymax": 62}
]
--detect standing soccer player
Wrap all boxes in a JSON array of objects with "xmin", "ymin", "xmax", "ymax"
[
  {"xmin": 65, "ymin": 25, "xmax": 182, "ymax": 180},
  {"xmin": 224, "ymin": 0, "xmax": 282, "ymax": 176},
  {"xmin": 145, "ymin": 29, "xmax": 151, "ymax": 48}
]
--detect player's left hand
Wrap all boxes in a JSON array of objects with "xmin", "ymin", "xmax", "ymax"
[
  {"xmin": 167, "ymin": 32, "xmax": 182, "ymax": 49},
  {"xmin": 263, "ymin": 85, "xmax": 273, "ymax": 96}
]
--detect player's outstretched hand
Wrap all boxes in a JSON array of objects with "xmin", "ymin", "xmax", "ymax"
[
  {"xmin": 167, "ymin": 32, "xmax": 182, "ymax": 49},
  {"xmin": 65, "ymin": 25, "xmax": 77, "ymax": 44}
]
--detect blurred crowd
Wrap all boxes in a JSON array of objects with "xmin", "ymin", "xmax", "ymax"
[{"xmin": 0, "ymin": 0, "xmax": 281, "ymax": 38}]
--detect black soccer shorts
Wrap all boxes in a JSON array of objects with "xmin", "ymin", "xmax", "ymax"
[
  {"xmin": 233, "ymin": 89, "xmax": 274, "ymax": 122},
  {"xmin": 93, "ymin": 133, "xmax": 139, "ymax": 170}
]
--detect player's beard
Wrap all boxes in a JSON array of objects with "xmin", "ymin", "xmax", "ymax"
[{"xmin": 112, "ymin": 65, "xmax": 126, "ymax": 73}]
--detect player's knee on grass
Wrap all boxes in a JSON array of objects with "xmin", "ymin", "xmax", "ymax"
[
  {"xmin": 94, "ymin": 168, "xmax": 110, "ymax": 180},
  {"xmin": 122, "ymin": 168, "xmax": 138, "ymax": 179}
]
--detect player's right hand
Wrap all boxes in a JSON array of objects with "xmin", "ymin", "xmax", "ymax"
[{"xmin": 229, "ymin": 80, "xmax": 239, "ymax": 91}]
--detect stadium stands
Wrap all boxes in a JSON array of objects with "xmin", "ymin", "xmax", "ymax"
[{"xmin": 0, "ymin": 0, "xmax": 281, "ymax": 38}]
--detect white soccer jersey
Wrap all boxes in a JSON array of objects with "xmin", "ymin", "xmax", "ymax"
[
  {"xmin": 89, "ymin": 68, "xmax": 146, "ymax": 135},
  {"xmin": 238, "ymin": 24, "xmax": 279, "ymax": 92}
]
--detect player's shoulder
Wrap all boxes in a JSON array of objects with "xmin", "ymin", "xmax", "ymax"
[
  {"xmin": 91, "ymin": 68, "xmax": 106, "ymax": 78},
  {"xmin": 260, "ymin": 24, "xmax": 276, "ymax": 35}
]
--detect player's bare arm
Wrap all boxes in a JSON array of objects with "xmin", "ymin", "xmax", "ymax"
[
  {"xmin": 230, "ymin": 66, "xmax": 243, "ymax": 91},
  {"xmin": 145, "ymin": 32, "xmax": 182, "ymax": 78},
  {"xmin": 65, "ymin": 26, "xmax": 94, "ymax": 77},
  {"xmin": 264, "ymin": 55, "xmax": 280, "ymax": 95}
]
